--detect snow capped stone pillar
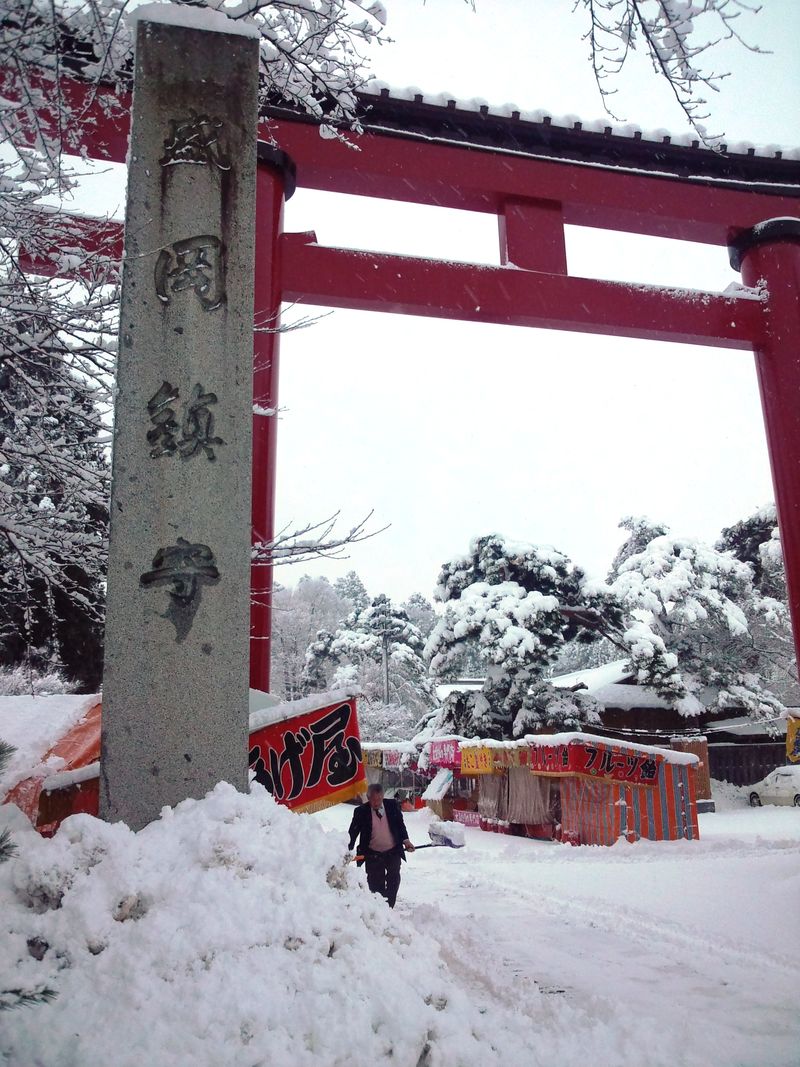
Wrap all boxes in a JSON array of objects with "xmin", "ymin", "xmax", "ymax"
[
  {"xmin": 729, "ymin": 218, "xmax": 800, "ymax": 672},
  {"xmin": 100, "ymin": 11, "xmax": 259, "ymax": 830}
]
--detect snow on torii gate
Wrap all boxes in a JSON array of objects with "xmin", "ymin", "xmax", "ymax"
[{"xmin": 26, "ymin": 76, "xmax": 800, "ymax": 692}]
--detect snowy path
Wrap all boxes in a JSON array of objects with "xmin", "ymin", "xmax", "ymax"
[{"xmin": 317, "ymin": 805, "xmax": 800, "ymax": 1067}]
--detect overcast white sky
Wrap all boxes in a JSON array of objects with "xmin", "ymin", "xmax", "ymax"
[{"xmin": 274, "ymin": 0, "xmax": 800, "ymax": 603}]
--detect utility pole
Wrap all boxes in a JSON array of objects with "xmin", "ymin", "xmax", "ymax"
[{"xmin": 382, "ymin": 631, "xmax": 390, "ymax": 706}]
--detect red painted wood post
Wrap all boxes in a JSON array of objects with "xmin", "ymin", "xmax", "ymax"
[
  {"xmin": 250, "ymin": 145, "xmax": 296, "ymax": 692},
  {"xmin": 730, "ymin": 219, "xmax": 800, "ymax": 665},
  {"xmin": 498, "ymin": 198, "xmax": 567, "ymax": 274}
]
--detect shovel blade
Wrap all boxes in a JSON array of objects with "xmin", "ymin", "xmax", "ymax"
[{"xmin": 428, "ymin": 819, "xmax": 466, "ymax": 848}]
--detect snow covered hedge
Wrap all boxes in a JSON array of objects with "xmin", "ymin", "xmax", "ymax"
[{"xmin": 1, "ymin": 784, "xmax": 536, "ymax": 1066}]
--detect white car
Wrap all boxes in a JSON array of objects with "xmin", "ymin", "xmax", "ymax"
[{"xmin": 748, "ymin": 766, "xmax": 800, "ymax": 807}]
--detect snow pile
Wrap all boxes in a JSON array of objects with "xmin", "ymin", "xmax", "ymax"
[
  {"xmin": 1, "ymin": 784, "xmax": 544, "ymax": 1067},
  {"xmin": 710, "ymin": 777, "xmax": 748, "ymax": 810}
]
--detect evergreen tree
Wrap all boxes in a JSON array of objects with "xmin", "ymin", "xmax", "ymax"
[
  {"xmin": 402, "ymin": 593, "xmax": 436, "ymax": 640},
  {"xmin": 0, "ymin": 280, "xmax": 110, "ymax": 691},
  {"xmin": 610, "ymin": 525, "xmax": 788, "ymax": 722},
  {"xmin": 356, "ymin": 594, "xmax": 424, "ymax": 655},
  {"xmin": 716, "ymin": 504, "xmax": 796, "ymax": 700},
  {"xmin": 333, "ymin": 571, "xmax": 369, "ymax": 614},
  {"xmin": 717, "ymin": 503, "xmax": 785, "ymax": 600},
  {"xmin": 303, "ymin": 594, "xmax": 435, "ymax": 735},
  {"xmin": 426, "ymin": 533, "xmax": 621, "ymax": 739},
  {"xmin": 608, "ymin": 516, "xmax": 669, "ymax": 580}
]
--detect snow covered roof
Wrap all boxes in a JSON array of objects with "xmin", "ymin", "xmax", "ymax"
[
  {"xmin": 0, "ymin": 694, "xmax": 99, "ymax": 795},
  {"xmin": 435, "ymin": 679, "xmax": 485, "ymax": 701},
  {"xmin": 550, "ymin": 660, "xmax": 633, "ymax": 692},
  {"xmin": 550, "ymin": 660, "xmax": 707, "ymax": 712},
  {"xmin": 461, "ymin": 731, "xmax": 699, "ymax": 766},
  {"xmin": 704, "ymin": 716, "xmax": 788, "ymax": 738},
  {"xmin": 351, "ymin": 81, "xmax": 800, "ymax": 183},
  {"xmin": 361, "ymin": 741, "xmax": 420, "ymax": 754},
  {"xmin": 248, "ymin": 687, "xmax": 360, "ymax": 733}
]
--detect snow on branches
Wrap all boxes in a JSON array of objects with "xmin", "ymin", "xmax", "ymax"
[
  {"xmin": 575, "ymin": 0, "xmax": 766, "ymax": 146},
  {"xmin": 1, "ymin": 0, "xmax": 388, "ymax": 158},
  {"xmin": 0, "ymin": 0, "xmax": 389, "ymax": 685},
  {"xmin": 304, "ymin": 593, "xmax": 435, "ymax": 738},
  {"xmin": 426, "ymin": 534, "xmax": 619, "ymax": 739},
  {"xmin": 426, "ymin": 522, "xmax": 791, "ymax": 742},
  {"xmin": 0, "ymin": 170, "xmax": 115, "ymax": 688},
  {"xmin": 609, "ymin": 522, "xmax": 788, "ymax": 722}
]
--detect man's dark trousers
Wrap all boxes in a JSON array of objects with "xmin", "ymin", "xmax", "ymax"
[{"xmin": 365, "ymin": 849, "xmax": 402, "ymax": 908}]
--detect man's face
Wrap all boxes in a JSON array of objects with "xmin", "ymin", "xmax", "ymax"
[{"xmin": 368, "ymin": 790, "xmax": 383, "ymax": 810}]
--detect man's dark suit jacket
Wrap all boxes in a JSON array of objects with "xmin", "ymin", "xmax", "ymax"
[{"xmin": 348, "ymin": 799, "xmax": 410, "ymax": 865}]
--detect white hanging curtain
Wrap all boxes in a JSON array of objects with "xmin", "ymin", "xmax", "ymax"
[
  {"xmin": 507, "ymin": 767, "xmax": 551, "ymax": 824},
  {"xmin": 477, "ymin": 774, "xmax": 509, "ymax": 820}
]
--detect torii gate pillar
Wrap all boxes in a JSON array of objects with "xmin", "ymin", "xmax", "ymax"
[
  {"xmin": 250, "ymin": 146, "xmax": 295, "ymax": 694},
  {"xmin": 730, "ymin": 218, "xmax": 800, "ymax": 662}
]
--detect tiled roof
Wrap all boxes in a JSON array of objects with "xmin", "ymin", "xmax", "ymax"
[{"xmin": 263, "ymin": 81, "xmax": 800, "ymax": 194}]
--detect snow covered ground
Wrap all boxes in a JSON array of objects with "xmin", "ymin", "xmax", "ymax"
[
  {"xmin": 1, "ymin": 781, "xmax": 797, "ymax": 1066},
  {"xmin": 317, "ymin": 802, "xmax": 800, "ymax": 1067}
]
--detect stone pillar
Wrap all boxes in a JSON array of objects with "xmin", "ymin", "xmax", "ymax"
[
  {"xmin": 671, "ymin": 736, "xmax": 714, "ymax": 813},
  {"xmin": 100, "ymin": 15, "xmax": 259, "ymax": 830}
]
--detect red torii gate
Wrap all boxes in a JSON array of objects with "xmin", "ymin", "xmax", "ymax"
[{"xmin": 24, "ymin": 78, "xmax": 800, "ymax": 692}]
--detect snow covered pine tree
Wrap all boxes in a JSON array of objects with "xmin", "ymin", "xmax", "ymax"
[
  {"xmin": 333, "ymin": 571, "xmax": 370, "ymax": 615},
  {"xmin": 425, "ymin": 533, "xmax": 622, "ymax": 739},
  {"xmin": 609, "ymin": 517, "xmax": 789, "ymax": 724},
  {"xmin": 304, "ymin": 594, "xmax": 435, "ymax": 740}
]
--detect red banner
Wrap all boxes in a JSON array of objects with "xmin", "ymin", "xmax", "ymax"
[
  {"xmin": 248, "ymin": 698, "xmax": 367, "ymax": 813},
  {"xmin": 452, "ymin": 808, "xmax": 481, "ymax": 826},
  {"xmin": 428, "ymin": 738, "xmax": 461, "ymax": 769},
  {"xmin": 529, "ymin": 739, "xmax": 660, "ymax": 786}
]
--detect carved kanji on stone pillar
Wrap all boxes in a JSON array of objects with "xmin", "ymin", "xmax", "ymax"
[{"xmin": 101, "ymin": 15, "xmax": 259, "ymax": 830}]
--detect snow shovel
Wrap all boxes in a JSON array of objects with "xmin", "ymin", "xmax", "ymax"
[
  {"xmin": 351, "ymin": 820, "xmax": 465, "ymax": 862},
  {"xmin": 411, "ymin": 820, "xmax": 466, "ymax": 851}
]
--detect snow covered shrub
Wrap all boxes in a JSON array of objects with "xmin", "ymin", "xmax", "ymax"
[{"xmin": 0, "ymin": 666, "xmax": 77, "ymax": 697}]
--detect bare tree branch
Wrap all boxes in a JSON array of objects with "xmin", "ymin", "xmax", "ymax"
[
  {"xmin": 574, "ymin": 0, "xmax": 768, "ymax": 147},
  {"xmin": 252, "ymin": 510, "xmax": 389, "ymax": 572}
]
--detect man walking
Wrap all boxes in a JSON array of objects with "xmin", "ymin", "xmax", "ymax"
[{"xmin": 348, "ymin": 784, "xmax": 415, "ymax": 907}]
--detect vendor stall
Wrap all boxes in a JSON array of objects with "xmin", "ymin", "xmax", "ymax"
[
  {"xmin": 432, "ymin": 733, "xmax": 700, "ymax": 846},
  {"xmin": 359, "ymin": 741, "xmax": 428, "ymax": 807},
  {"xmin": 421, "ymin": 735, "xmax": 480, "ymax": 822}
]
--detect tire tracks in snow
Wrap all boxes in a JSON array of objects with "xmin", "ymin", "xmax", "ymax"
[{"xmin": 483, "ymin": 868, "xmax": 800, "ymax": 981}]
